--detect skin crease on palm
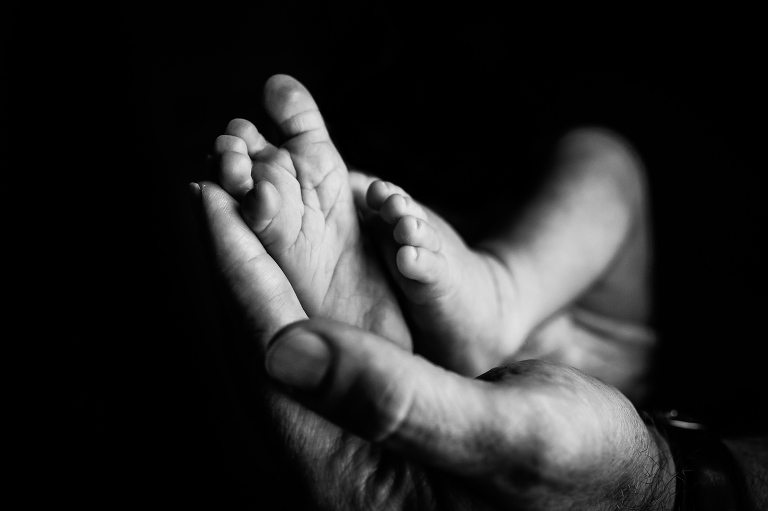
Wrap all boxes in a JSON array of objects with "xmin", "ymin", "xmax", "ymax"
[{"xmin": 195, "ymin": 74, "xmax": 676, "ymax": 510}]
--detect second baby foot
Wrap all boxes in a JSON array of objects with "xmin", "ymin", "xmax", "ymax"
[{"xmin": 365, "ymin": 180, "xmax": 524, "ymax": 376}]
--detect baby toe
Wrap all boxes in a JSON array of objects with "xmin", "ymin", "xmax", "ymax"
[
  {"xmin": 251, "ymin": 145, "xmax": 297, "ymax": 181},
  {"xmin": 380, "ymin": 194, "xmax": 427, "ymax": 224},
  {"xmin": 219, "ymin": 150, "xmax": 254, "ymax": 201},
  {"xmin": 349, "ymin": 170, "xmax": 379, "ymax": 214},
  {"xmin": 214, "ymin": 134, "xmax": 248, "ymax": 156},
  {"xmin": 263, "ymin": 74, "xmax": 327, "ymax": 141},
  {"xmin": 241, "ymin": 180, "xmax": 282, "ymax": 234},
  {"xmin": 396, "ymin": 246, "xmax": 444, "ymax": 284},
  {"xmin": 225, "ymin": 118, "xmax": 270, "ymax": 157},
  {"xmin": 365, "ymin": 180, "xmax": 409, "ymax": 211},
  {"xmin": 394, "ymin": 216, "xmax": 441, "ymax": 251}
]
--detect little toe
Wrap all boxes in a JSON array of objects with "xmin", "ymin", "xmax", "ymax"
[
  {"xmin": 241, "ymin": 180, "xmax": 282, "ymax": 234},
  {"xmin": 219, "ymin": 150, "xmax": 254, "ymax": 201},
  {"xmin": 396, "ymin": 246, "xmax": 444, "ymax": 284},
  {"xmin": 365, "ymin": 180, "xmax": 409, "ymax": 211},
  {"xmin": 394, "ymin": 216, "xmax": 441, "ymax": 251},
  {"xmin": 225, "ymin": 118, "xmax": 271, "ymax": 157},
  {"xmin": 349, "ymin": 170, "xmax": 379, "ymax": 217},
  {"xmin": 263, "ymin": 74, "xmax": 328, "ymax": 141},
  {"xmin": 380, "ymin": 194, "xmax": 427, "ymax": 225},
  {"xmin": 214, "ymin": 134, "xmax": 248, "ymax": 156}
]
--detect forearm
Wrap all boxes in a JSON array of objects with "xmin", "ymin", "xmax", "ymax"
[{"xmin": 478, "ymin": 127, "xmax": 651, "ymax": 338}]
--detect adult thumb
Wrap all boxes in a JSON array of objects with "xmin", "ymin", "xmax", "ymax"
[{"xmin": 264, "ymin": 319, "xmax": 519, "ymax": 476}]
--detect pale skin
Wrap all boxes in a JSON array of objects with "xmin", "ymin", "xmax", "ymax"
[
  {"xmin": 214, "ymin": 74, "xmax": 654, "ymax": 401},
  {"xmin": 197, "ymin": 74, "xmax": 768, "ymax": 509}
]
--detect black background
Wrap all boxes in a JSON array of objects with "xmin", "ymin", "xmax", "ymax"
[{"xmin": 11, "ymin": 3, "xmax": 765, "ymax": 507}]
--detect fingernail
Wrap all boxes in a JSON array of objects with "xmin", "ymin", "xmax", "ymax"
[
  {"xmin": 188, "ymin": 182, "xmax": 201, "ymax": 198},
  {"xmin": 266, "ymin": 330, "xmax": 331, "ymax": 390}
]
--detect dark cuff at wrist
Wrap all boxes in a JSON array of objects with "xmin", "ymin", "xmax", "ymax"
[{"xmin": 647, "ymin": 410, "xmax": 753, "ymax": 511}]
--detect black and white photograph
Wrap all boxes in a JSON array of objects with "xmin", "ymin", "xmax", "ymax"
[{"xmin": 13, "ymin": 3, "xmax": 766, "ymax": 509}]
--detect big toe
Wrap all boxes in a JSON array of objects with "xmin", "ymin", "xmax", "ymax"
[{"xmin": 263, "ymin": 74, "xmax": 328, "ymax": 141}]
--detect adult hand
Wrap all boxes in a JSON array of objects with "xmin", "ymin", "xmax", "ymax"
[{"xmin": 192, "ymin": 182, "xmax": 676, "ymax": 510}]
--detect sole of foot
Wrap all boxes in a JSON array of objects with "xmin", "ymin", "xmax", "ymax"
[{"xmin": 213, "ymin": 75, "xmax": 411, "ymax": 346}]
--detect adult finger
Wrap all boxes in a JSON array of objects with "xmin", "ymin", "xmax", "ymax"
[{"xmin": 193, "ymin": 181, "xmax": 307, "ymax": 348}]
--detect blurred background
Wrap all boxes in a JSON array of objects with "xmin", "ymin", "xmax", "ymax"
[{"xmin": 14, "ymin": 3, "xmax": 764, "ymax": 507}]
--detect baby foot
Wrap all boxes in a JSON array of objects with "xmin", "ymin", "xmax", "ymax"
[
  {"xmin": 364, "ymin": 180, "xmax": 524, "ymax": 376},
  {"xmin": 213, "ymin": 75, "xmax": 410, "ymax": 346}
]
